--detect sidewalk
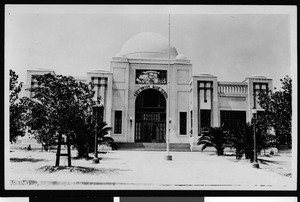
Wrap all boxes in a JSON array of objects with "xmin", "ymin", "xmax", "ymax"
[{"xmin": 7, "ymin": 149, "xmax": 296, "ymax": 190}]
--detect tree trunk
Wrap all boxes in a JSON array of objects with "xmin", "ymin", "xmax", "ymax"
[
  {"xmin": 55, "ymin": 133, "xmax": 62, "ymax": 166},
  {"xmin": 66, "ymin": 135, "xmax": 72, "ymax": 166}
]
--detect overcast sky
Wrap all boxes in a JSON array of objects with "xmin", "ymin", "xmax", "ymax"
[{"xmin": 5, "ymin": 5, "xmax": 296, "ymax": 89}]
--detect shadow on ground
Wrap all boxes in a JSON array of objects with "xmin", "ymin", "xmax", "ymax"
[
  {"xmin": 37, "ymin": 165, "xmax": 131, "ymax": 175},
  {"xmin": 10, "ymin": 157, "xmax": 46, "ymax": 163},
  {"xmin": 208, "ymin": 153, "xmax": 236, "ymax": 157},
  {"xmin": 99, "ymin": 157, "xmax": 120, "ymax": 161},
  {"xmin": 258, "ymin": 158, "xmax": 282, "ymax": 165},
  {"xmin": 72, "ymin": 156, "xmax": 94, "ymax": 160}
]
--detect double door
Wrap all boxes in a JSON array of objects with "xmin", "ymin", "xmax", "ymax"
[{"xmin": 135, "ymin": 112, "xmax": 166, "ymax": 143}]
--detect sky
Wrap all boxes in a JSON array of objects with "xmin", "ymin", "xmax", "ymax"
[{"xmin": 5, "ymin": 5, "xmax": 297, "ymax": 89}]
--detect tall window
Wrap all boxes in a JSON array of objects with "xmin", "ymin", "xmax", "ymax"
[
  {"xmin": 199, "ymin": 81, "xmax": 213, "ymax": 103},
  {"xmin": 91, "ymin": 77, "xmax": 108, "ymax": 105},
  {"xmin": 190, "ymin": 110, "xmax": 193, "ymax": 129},
  {"xmin": 179, "ymin": 112, "xmax": 187, "ymax": 135},
  {"xmin": 253, "ymin": 82, "xmax": 268, "ymax": 108},
  {"xmin": 114, "ymin": 110, "xmax": 122, "ymax": 134},
  {"xmin": 200, "ymin": 110, "xmax": 211, "ymax": 133},
  {"xmin": 93, "ymin": 106, "xmax": 104, "ymax": 124}
]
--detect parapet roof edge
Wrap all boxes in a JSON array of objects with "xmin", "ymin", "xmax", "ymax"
[
  {"xmin": 27, "ymin": 68, "xmax": 54, "ymax": 72},
  {"xmin": 192, "ymin": 73, "xmax": 217, "ymax": 78},
  {"xmin": 88, "ymin": 69, "xmax": 113, "ymax": 74},
  {"xmin": 243, "ymin": 76, "xmax": 272, "ymax": 82}
]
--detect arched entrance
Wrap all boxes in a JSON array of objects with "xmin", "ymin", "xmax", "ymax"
[{"xmin": 135, "ymin": 89, "xmax": 166, "ymax": 142}]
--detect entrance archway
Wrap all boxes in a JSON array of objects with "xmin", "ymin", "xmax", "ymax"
[{"xmin": 135, "ymin": 89, "xmax": 166, "ymax": 142}]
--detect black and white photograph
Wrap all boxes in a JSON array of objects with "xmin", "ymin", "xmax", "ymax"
[{"xmin": 4, "ymin": 5, "xmax": 297, "ymax": 190}]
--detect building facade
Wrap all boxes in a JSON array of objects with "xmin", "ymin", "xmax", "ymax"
[{"xmin": 25, "ymin": 32, "xmax": 273, "ymax": 149}]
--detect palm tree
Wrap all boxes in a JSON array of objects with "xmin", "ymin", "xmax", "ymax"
[
  {"xmin": 72, "ymin": 117, "xmax": 117, "ymax": 159},
  {"xmin": 197, "ymin": 126, "xmax": 229, "ymax": 155},
  {"xmin": 96, "ymin": 122, "xmax": 118, "ymax": 150},
  {"xmin": 228, "ymin": 122, "xmax": 254, "ymax": 160}
]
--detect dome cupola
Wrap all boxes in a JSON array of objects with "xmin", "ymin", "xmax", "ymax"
[{"xmin": 120, "ymin": 32, "xmax": 178, "ymax": 59}]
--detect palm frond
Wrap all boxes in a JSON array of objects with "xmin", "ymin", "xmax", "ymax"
[
  {"xmin": 102, "ymin": 136, "xmax": 115, "ymax": 142},
  {"xmin": 197, "ymin": 139, "xmax": 216, "ymax": 147},
  {"xmin": 101, "ymin": 136, "xmax": 118, "ymax": 150},
  {"xmin": 97, "ymin": 127, "xmax": 112, "ymax": 136},
  {"xmin": 201, "ymin": 143, "xmax": 214, "ymax": 151}
]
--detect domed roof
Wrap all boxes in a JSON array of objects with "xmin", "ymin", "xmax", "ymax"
[
  {"xmin": 120, "ymin": 32, "xmax": 178, "ymax": 59},
  {"xmin": 175, "ymin": 54, "xmax": 187, "ymax": 60}
]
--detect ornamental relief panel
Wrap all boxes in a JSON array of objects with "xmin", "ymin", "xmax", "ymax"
[{"xmin": 135, "ymin": 70, "xmax": 167, "ymax": 85}]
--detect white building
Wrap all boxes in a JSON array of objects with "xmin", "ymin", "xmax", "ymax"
[{"xmin": 25, "ymin": 32, "xmax": 272, "ymax": 150}]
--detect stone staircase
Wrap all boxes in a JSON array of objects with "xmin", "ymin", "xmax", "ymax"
[{"xmin": 116, "ymin": 142, "xmax": 191, "ymax": 152}]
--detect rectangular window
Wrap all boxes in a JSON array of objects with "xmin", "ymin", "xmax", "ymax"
[
  {"xmin": 220, "ymin": 110, "xmax": 246, "ymax": 130},
  {"xmin": 190, "ymin": 111, "xmax": 193, "ymax": 129},
  {"xmin": 91, "ymin": 77, "xmax": 108, "ymax": 87},
  {"xmin": 199, "ymin": 81, "xmax": 213, "ymax": 103},
  {"xmin": 93, "ymin": 106, "xmax": 104, "ymax": 123},
  {"xmin": 179, "ymin": 112, "xmax": 187, "ymax": 135},
  {"xmin": 114, "ymin": 110, "xmax": 122, "ymax": 134},
  {"xmin": 200, "ymin": 110, "xmax": 211, "ymax": 133},
  {"xmin": 253, "ymin": 82, "xmax": 269, "ymax": 108}
]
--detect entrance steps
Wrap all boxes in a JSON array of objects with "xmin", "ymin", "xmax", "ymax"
[{"xmin": 116, "ymin": 143, "xmax": 191, "ymax": 152}]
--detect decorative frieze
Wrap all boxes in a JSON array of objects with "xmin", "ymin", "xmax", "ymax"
[{"xmin": 136, "ymin": 70, "xmax": 167, "ymax": 85}]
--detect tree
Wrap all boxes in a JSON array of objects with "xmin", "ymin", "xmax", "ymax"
[
  {"xmin": 228, "ymin": 122, "xmax": 254, "ymax": 160},
  {"xmin": 228, "ymin": 119, "xmax": 278, "ymax": 160},
  {"xmin": 26, "ymin": 73, "xmax": 96, "ymax": 159},
  {"xmin": 9, "ymin": 70, "xmax": 29, "ymax": 143},
  {"xmin": 257, "ymin": 76, "xmax": 292, "ymax": 146},
  {"xmin": 26, "ymin": 101, "xmax": 56, "ymax": 151},
  {"xmin": 197, "ymin": 126, "xmax": 229, "ymax": 156},
  {"xmin": 70, "ymin": 120, "xmax": 118, "ymax": 158},
  {"xmin": 255, "ymin": 118, "xmax": 278, "ymax": 153},
  {"xmin": 96, "ymin": 122, "xmax": 118, "ymax": 150}
]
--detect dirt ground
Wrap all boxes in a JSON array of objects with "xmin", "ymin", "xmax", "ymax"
[
  {"xmin": 218, "ymin": 149, "xmax": 292, "ymax": 177},
  {"xmin": 6, "ymin": 146, "xmax": 295, "ymax": 190}
]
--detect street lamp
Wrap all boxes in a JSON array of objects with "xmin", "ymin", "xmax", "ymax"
[
  {"xmin": 252, "ymin": 108, "xmax": 259, "ymax": 168},
  {"xmin": 92, "ymin": 105, "xmax": 101, "ymax": 164},
  {"xmin": 166, "ymin": 118, "xmax": 172, "ymax": 161}
]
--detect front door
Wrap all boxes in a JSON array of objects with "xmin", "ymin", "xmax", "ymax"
[
  {"xmin": 141, "ymin": 123, "xmax": 156, "ymax": 142},
  {"xmin": 135, "ymin": 89, "xmax": 166, "ymax": 142}
]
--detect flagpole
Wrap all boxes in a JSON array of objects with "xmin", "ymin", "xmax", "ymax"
[{"xmin": 166, "ymin": 13, "xmax": 172, "ymax": 161}]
